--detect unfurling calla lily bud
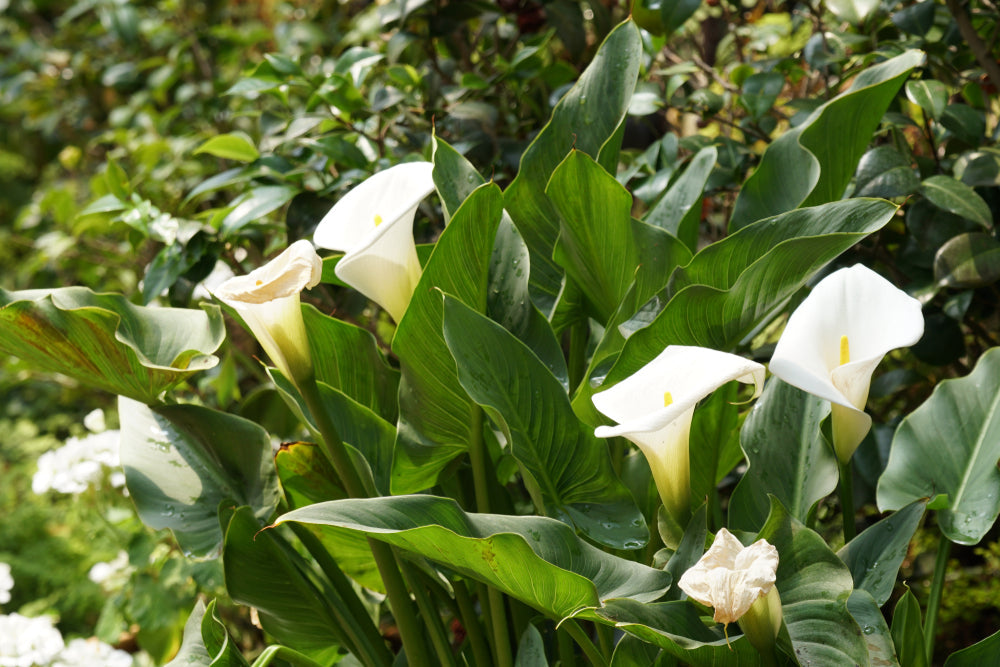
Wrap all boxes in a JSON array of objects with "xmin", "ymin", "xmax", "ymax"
[
  {"xmin": 679, "ymin": 528, "xmax": 782, "ymax": 653},
  {"xmin": 313, "ymin": 161, "xmax": 435, "ymax": 323},
  {"xmin": 769, "ymin": 264, "xmax": 924, "ymax": 463},
  {"xmin": 592, "ymin": 346, "xmax": 765, "ymax": 528},
  {"xmin": 213, "ymin": 239, "xmax": 322, "ymax": 386}
]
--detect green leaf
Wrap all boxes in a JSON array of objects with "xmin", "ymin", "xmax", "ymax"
[
  {"xmin": 442, "ymin": 296, "xmax": 646, "ymax": 549},
  {"xmin": 222, "ymin": 507, "xmax": 344, "ymax": 663},
  {"xmin": 504, "ymin": 19, "xmax": 642, "ymax": 308},
  {"xmin": 660, "ymin": 0, "xmax": 703, "ymax": 35},
  {"xmin": 846, "ymin": 590, "xmax": 899, "ymax": 667},
  {"xmin": 825, "ymin": 0, "xmax": 879, "ymax": 24},
  {"xmin": 934, "ymin": 232, "xmax": 1000, "ymax": 288},
  {"xmin": 515, "ymin": 624, "xmax": 548, "ymax": 667},
  {"xmin": 854, "ymin": 146, "xmax": 920, "ymax": 198},
  {"xmin": 892, "ymin": 0, "xmax": 935, "ymax": 35},
  {"xmin": 944, "ymin": 628, "xmax": 1000, "ymax": 666},
  {"xmin": 688, "ymin": 384, "xmax": 743, "ymax": 508},
  {"xmin": 432, "ymin": 134, "xmax": 485, "ymax": 222},
  {"xmin": 166, "ymin": 600, "xmax": 250, "ymax": 667},
  {"xmin": 0, "ymin": 286, "xmax": 224, "ymax": 404},
  {"xmin": 877, "ymin": 347, "xmax": 1000, "ymax": 544},
  {"xmin": 890, "ymin": 587, "xmax": 928, "ymax": 667},
  {"xmin": 730, "ymin": 378, "xmax": 838, "ymax": 532},
  {"xmin": 645, "ymin": 146, "xmax": 717, "ymax": 251},
  {"xmin": 662, "ymin": 504, "xmax": 707, "ymax": 602},
  {"xmin": 119, "ymin": 398, "xmax": 281, "ymax": 557},
  {"xmin": 391, "ymin": 183, "xmax": 505, "ymax": 494},
  {"xmin": 920, "ymin": 175, "xmax": 993, "ymax": 228},
  {"xmin": 740, "ymin": 72, "xmax": 784, "ymax": 120},
  {"xmin": 941, "ymin": 104, "xmax": 986, "ymax": 145},
  {"xmin": 837, "ymin": 499, "xmax": 927, "ymax": 605},
  {"xmin": 905, "ymin": 80, "xmax": 948, "ymax": 120},
  {"xmin": 220, "ymin": 185, "xmax": 299, "ymax": 237},
  {"xmin": 605, "ymin": 199, "xmax": 897, "ymax": 385},
  {"xmin": 303, "ymin": 304, "xmax": 400, "ymax": 424},
  {"xmin": 548, "ymin": 151, "xmax": 690, "ymax": 324},
  {"xmin": 276, "ymin": 495, "xmax": 672, "ymax": 620},
  {"xmin": 194, "ymin": 132, "xmax": 260, "ymax": 163},
  {"xmin": 730, "ymin": 50, "xmax": 923, "ymax": 230}
]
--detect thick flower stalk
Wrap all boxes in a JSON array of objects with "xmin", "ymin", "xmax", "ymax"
[
  {"xmin": 769, "ymin": 264, "xmax": 924, "ymax": 463},
  {"xmin": 593, "ymin": 346, "xmax": 765, "ymax": 526},
  {"xmin": 313, "ymin": 161, "xmax": 435, "ymax": 323},
  {"xmin": 678, "ymin": 528, "xmax": 782, "ymax": 654},
  {"xmin": 212, "ymin": 239, "xmax": 322, "ymax": 387}
]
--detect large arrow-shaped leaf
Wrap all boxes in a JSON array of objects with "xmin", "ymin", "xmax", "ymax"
[
  {"xmin": 877, "ymin": 346, "xmax": 1000, "ymax": 545},
  {"xmin": 504, "ymin": 19, "xmax": 642, "ymax": 308},
  {"xmin": 391, "ymin": 183, "xmax": 505, "ymax": 494},
  {"xmin": 276, "ymin": 495, "xmax": 671, "ymax": 620},
  {"xmin": 730, "ymin": 49, "xmax": 923, "ymax": 230},
  {"xmin": 0, "ymin": 286, "xmax": 224, "ymax": 403},
  {"xmin": 442, "ymin": 295, "xmax": 647, "ymax": 549}
]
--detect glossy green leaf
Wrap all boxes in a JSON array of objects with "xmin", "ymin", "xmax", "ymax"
[
  {"xmin": 892, "ymin": 0, "xmax": 934, "ymax": 35},
  {"xmin": 934, "ymin": 232, "xmax": 1000, "ymax": 288},
  {"xmin": 941, "ymin": 104, "xmax": 986, "ymax": 145},
  {"xmin": 847, "ymin": 590, "xmax": 899, "ymax": 667},
  {"xmin": 854, "ymin": 145, "xmax": 920, "ymax": 198},
  {"xmin": 610, "ymin": 635, "xmax": 668, "ymax": 667},
  {"xmin": 222, "ymin": 507, "xmax": 344, "ymax": 664},
  {"xmin": 731, "ymin": 49, "xmax": 922, "ymax": 230},
  {"xmin": 920, "ymin": 175, "xmax": 993, "ymax": 228},
  {"xmin": 442, "ymin": 296, "xmax": 646, "ymax": 549},
  {"xmin": 277, "ymin": 495, "xmax": 672, "ymax": 620},
  {"xmin": 660, "ymin": 0, "xmax": 703, "ymax": 35},
  {"xmin": 662, "ymin": 504, "xmax": 707, "ymax": 602},
  {"xmin": 955, "ymin": 148, "xmax": 1000, "ymax": 187},
  {"xmin": 877, "ymin": 347, "xmax": 1000, "ymax": 544},
  {"xmin": 905, "ymin": 79, "xmax": 948, "ymax": 120},
  {"xmin": 220, "ymin": 185, "xmax": 298, "ymax": 237},
  {"xmin": 303, "ymin": 304, "xmax": 400, "ymax": 423},
  {"xmin": 432, "ymin": 133, "xmax": 485, "ymax": 222},
  {"xmin": 166, "ymin": 600, "xmax": 249, "ymax": 667},
  {"xmin": 740, "ymin": 72, "xmax": 784, "ymax": 120},
  {"xmin": 944, "ymin": 628, "xmax": 1000, "ymax": 666},
  {"xmin": 730, "ymin": 378, "xmax": 838, "ymax": 532},
  {"xmin": 504, "ymin": 19, "xmax": 642, "ymax": 307},
  {"xmin": 837, "ymin": 499, "xmax": 927, "ymax": 605},
  {"xmin": 514, "ymin": 624, "xmax": 547, "ymax": 667},
  {"xmin": 688, "ymin": 384, "xmax": 742, "ymax": 508},
  {"xmin": 645, "ymin": 146, "xmax": 717, "ymax": 251},
  {"xmin": 548, "ymin": 151, "xmax": 690, "ymax": 324},
  {"xmin": 194, "ymin": 132, "xmax": 260, "ymax": 162},
  {"xmin": 119, "ymin": 397, "xmax": 281, "ymax": 558},
  {"xmin": 0, "ymin": 286, "xmax": 224, "ymax": 404},
  {"xmin": 391, "ymin": 183, "xmax": 505, "ymax": 494},
  {"xmin": 606, "ymin": 199, "xmax": 897, "ymax": 385},
  {"xmin": 890, "ymin": 587, "xmax": 928, "ymax": 667},
  {"xmin": 825, "ymin": 0, "xmax": 879, "ymax": 23}
]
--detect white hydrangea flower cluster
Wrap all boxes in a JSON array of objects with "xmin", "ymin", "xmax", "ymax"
[
  {"xmin": 0, "ymin": 563, "xmax": 12, "ymax": 605},
  {"xmin": 0, "ymin": 614, "xmax": 132, "ymax": 667},
  {"xmin": 87, "ymin": 551, "xmax": 130, "ymax": 589},
  {"xmin": 31, "ymin": 410, "xmax": 125, "ymax": 495}
]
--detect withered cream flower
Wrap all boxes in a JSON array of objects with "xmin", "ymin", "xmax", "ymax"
[
  {"xmin": 593, "ymin": 346, "xmax": 765, "ymax": 525},
  {"xmin": 313, "ymin": 161, "xmax": 435, "ymax": 323},
  {"xmin": 769, "ymin": 264, "xmax": 924, "ymax": 462},
  {"xmin": 679, "ymin": 528, "xmax": 782, "ymax": 654},
  {"xmin": 213, "ymin": 239, "xmax": 322, "ymax": 385}
]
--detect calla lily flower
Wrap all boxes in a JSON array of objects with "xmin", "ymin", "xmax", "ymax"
[
  {"xmin": 593, "ymin": 346, "xmax": 765, "ymax": 524},
  {"xmin": 678, "ymin": 528, "xmax": 782, "ymax": 649},
  {"xmin": 313, "ymin": 161, "xmax": 435, "ymax": 323},
  {"xmin": 769, "ymin": 264, "xmax": 924, "ymax": 463},
  {"xmin": 213, "ymin": 239, "xmax": 322, "ymax": 386}
]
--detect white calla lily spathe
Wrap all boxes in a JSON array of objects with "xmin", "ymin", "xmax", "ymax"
[
  {"xmin": 212, "ymin": 239, "xmax": 322, "ymax": 386},
  {"xmin": 678, "ymin": 528, "xmax": 782, "ymax": 649},
  {"xmin": 313, "ymin": 161, "xmax": 435, "ymax": 323},
  {"xmin": 769, "ymin": 264, "xmax": 924, "ymax": 463},
  {"xmin": 593, "ymin": 346, "xmax": 765, "ymax": 524}
]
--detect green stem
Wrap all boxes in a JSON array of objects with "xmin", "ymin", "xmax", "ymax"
[
  {"xmin": 454, "ymin": 581, "xmax": 494, "ymax": 667},
  {"xmin": 398, "ymin": 559, "xmax": 457, "ymax": 667},
  {"xmin": 289, "ymin": 524, "xmax": 391, "ymax": 667},
  {"xmin": 299, "ymin": 378, "xmax": 432, "ymax": 667},
  {"xmin": 837, "ymin": 458, "xmax": 856, "ymax": 544},
  {"xmin": 557, "ymin": 624, "xmax": 575, "ymax": 666},
  {"xmin": 924, "ymin": 530, "xmax": 951, "ymax": 664},
  {"xmin": 561, "ymin": 620, "xmax": 608, "ymax": 667},
  {"xmin": 468, "ymin": 405, "xmax": 513, "ymax": 667}
]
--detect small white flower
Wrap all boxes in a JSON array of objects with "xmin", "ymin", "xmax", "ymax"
[
  {"xmin": 0, "ymin": 613, "xmax": 65, "ymax": 667},
  {"xmin": 313, "ymin": 162, "xmax": 435, "ymax": 323},
  {"xmin": 32, "ymin": 431, "xmax": 122, "ymax": 495},
  {"xmin": 52, "ymin": 638, "xmax": 132, "ymax": 667},
  {"xmin": 678, "ymin": 528, "xmax": 779, "ymax": 626},
  {"xmin": 769, "ymin": 264, "xmax": 924, "ymax": 462},
  {"xmin": 0, "ymin": 564, "xmax": 12, "ymax": 605},
  {"xmin": 82, "ymin": 409, "xmax": 106, "ymax": 434},
  {"xmin": 593, "ymin": 346, "xmax": 765, "ymax": 523},
  {"xmin": 213, "ymin": 239, "xmax": 323, "ymax": 385},
  {"xmin": 87, "ymin": 551, "xmax": 130, "ymax": 588}
]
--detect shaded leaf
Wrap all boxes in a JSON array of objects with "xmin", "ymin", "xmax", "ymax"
[
  {"xmin": 890, "ymin": 587, "xmax": 928, "ymax": 667},
  {"xmin": 934, "ymin": 232, "xmax": 1000, "ymax": 288},
  {"xmin": 920, "ymin": 175, "xmax": 992, "ymax": 228},
  {"xmin": 194, "ymin": 132, "xmax": 260, "ymax": 163}
]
